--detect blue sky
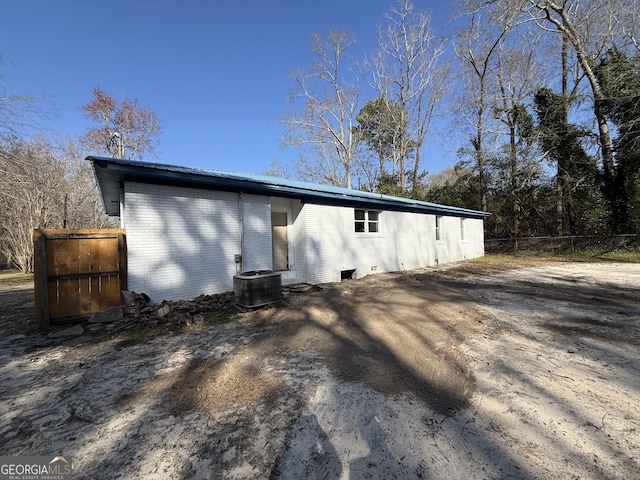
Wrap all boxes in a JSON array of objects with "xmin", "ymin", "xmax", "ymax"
[{"xmin": 2, "ymin": 0, "xmax": 457, "ymax": 176}]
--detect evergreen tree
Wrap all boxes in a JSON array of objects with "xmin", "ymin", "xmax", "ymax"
[
  {"xmin": 596, "ymin": 49, "xmax": 640, "ymax": 233},
  {"xmin": 534, "ymin": 88, "xmax": 601, "ymax": 234},
  {"xmin": 353, "ymin": 98, "xmax": 411, "ymax": 183}
]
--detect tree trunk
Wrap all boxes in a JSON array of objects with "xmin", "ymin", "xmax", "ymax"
[
  {"xmin": 510, "ymin": 125, "xmax": 519, "ymax": 237},
  {"xmin": 474, "ymin": 92, "xmax": 488, "ymax": 212},
  {"xmin": 540, "ymin": 3, "xmax": 617, "ymax": 231},
  {"xmin": 412, "ymin": 147, "xmax": 421, "ymax": 194},
  {"xmin": 472, "ymin": 136, "xmax": 488, "ymax": 212},
  {"xmin": 556, "ymin": 34, "xmax": 569, "ymax": 236}
]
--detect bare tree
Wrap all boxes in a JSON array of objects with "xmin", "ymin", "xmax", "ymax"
[
  {"xmin": 0, "ymin": 135, "xmax": 64, "ymax": 271},
  {"xmin": 0, "ymin": 135, "xmax": 114, "ymax": 272},
  {"xmin": 459, "ymin": 0, "xmax": 640, "ymax": 232},
  {"xmin": 614, "ymin": 0, "xmax": 640, "ymax": 51},
  {"xmin": 453, "ymin": 4, "xmax": 512, "ymax": 211},
  {"xmin": 280, "ymin": 30, "xmax": 360, "ymax": 188},
  {"xmin": 0, "ymin": 61, "xmax": 49, "ymax": 136},
  {"xmin": 491, "ymin": 28, "xmax": 546, "ymax": 236},
  {"xmin": 59, "ymin": 138, "xmax": 117, "ymax": 229},
  {"xmin": 364, "ymin": 0, "xmax": 449, "ymax": 194},
  {"xmin": 81, "ymin": 87, "xmax": 162, "ymax": 160},
  {"xmin": 522, "ymin": 1, "xmax": 616, "ymax": 221},
  {"xmin": 262, "ymin": 160, "xmax": 292, "ymax": 179}
]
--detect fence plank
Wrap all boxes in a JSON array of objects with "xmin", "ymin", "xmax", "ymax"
[
  {"xmin": 104, "ymin": 238, "xmax": 116, "ymax": 271},
  {"xmin": 50, "ymin": 238, "xmax": 69, "ymax": 277},
  {"xmin": 45, "ymin": 238, "xmax": 57, "ymax": 276},
  {"xmin": 48, "ymin": 278, "xmax": 60, "ymax": 319},
  {"xmin": 118, "ymin": 233, "xmax": 127, "ymax": 291},
  {"xmin": 90, "ymin": 276, "xmax": 101, "ymax": 312},
  {"xmin": 67, "ymin": 237, "xmax": 80, "ymax": 275},
  {"xmin": 79, "ymin": 276, "xmax": 91, "ymax": 314},
  {"xmin": 102, "ymin": 275, "xmax": 120, "ymax": 310},
  {"xmin": 33, "ymin": 232, "xmax": 49, "ymax": 329},
  {"xmin": 78, "ymin": 238, "xmax": 91, "ymax": 275},
  {"xmin": 57, "ymin": 279, "xmax": 76, "ymax": 318}
]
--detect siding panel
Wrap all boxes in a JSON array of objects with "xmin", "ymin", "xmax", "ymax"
[
  {"xmin": 124, "ymin": 183, "xmax": 485, "ymax": 300},
  {"xmin": 299, "ymin": 204, "xmax": 484, "ymax": 284},
  {"xmin": 124, "ymin": 183, "xmax": 241, "ymax": 302}
]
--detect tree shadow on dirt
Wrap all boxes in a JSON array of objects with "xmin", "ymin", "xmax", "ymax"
[
  {"xmin": 437, "ymin": 265, "xmax": 640, "ymax": 478},
  {"xmin": 3, "ymin": 253, "xmax": 639, "ymax": 478},
  {"xmin": 269, "ymin": 414, "xmax": 342, "ymax": 479},
  {"xmin": 251, "ymin": 275, "xmax": 481, "ymax": 416}
]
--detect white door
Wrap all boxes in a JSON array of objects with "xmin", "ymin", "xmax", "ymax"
[{"xmin": 271, "ymin": 212, "xmax": 288, "ymax": 271}]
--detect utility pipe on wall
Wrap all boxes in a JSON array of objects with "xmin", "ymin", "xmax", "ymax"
[{"xmin": 237, "ymin": 190, "xmax": 244, "ymax": 274}]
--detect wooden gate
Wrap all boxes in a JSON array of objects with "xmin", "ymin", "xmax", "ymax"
[{"xmin": 33, "ymin": 229, "xmax": 127, "ymax": 329}]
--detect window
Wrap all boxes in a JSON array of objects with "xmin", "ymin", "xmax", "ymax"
[
  {"xmin": 435, "ymin": 216, "xmax": 442, "ymax": 241},
  {"xmin": 355, "ymin": 209, "xmax": 380, "ymax": 233},
  {"xmin": 460, "ymin": 218, "xmax": 466, "ymax": 241},
  {"xmin": 355, "ymin": 209, "xmax": 366, "ymax": 232},
  {"xmin": 368, "ymin": 210, "xmax": 379, "ymax": 232}
]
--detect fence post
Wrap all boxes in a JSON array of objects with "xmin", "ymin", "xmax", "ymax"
[
  {"xmin": 33, "ymin": 230, "xmax": 50, "ymax": 330},
  {"xmin": 118, "ymin": 232, "xmax": 128, "ymax": 291}
]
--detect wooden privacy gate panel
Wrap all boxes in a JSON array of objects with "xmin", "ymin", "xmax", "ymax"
[{"xmin": 34, "ymin": 229, "xmax": 127, "ymax": 329}]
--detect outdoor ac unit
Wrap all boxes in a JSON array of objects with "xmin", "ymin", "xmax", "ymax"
[{"xmin": 233, "ymin": 271, "xmax": 283, "ymax": 308}]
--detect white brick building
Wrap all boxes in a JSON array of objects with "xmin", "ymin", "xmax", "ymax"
[{"xmin": 90, "ymin": 157, "xmax": 489, "ymax": 302}]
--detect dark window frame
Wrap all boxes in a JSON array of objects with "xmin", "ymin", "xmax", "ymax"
[{"xmin": 355, "ymin": 209, "xmax": 381, "ymax": 233}]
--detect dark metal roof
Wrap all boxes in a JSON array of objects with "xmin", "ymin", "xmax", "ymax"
[{"xmin": 88, "ymin": 156, "xmax": 490, "ymax": 219}]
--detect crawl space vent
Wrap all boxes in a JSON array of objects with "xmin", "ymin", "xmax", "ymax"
[{"xmin": 233, "ymin": 271, "xmax": 283, "ymax": 308}]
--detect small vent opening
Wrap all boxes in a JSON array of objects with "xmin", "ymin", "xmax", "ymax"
[{"xmin": 341, "ymin": 269, "xmax": 356, "ymax": 281}]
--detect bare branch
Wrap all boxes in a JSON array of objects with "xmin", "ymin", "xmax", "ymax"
[
  {"xmin": 280, "ymin": 30, "xmax": 360, "ymax": 188},
  {"xmin": 81, "ymin": 87, "xmax": 162, "ymax": 160}
]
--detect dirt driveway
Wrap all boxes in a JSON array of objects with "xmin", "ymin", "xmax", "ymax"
[{"xmin": 1, "ymin": 260, "xmax": 639, "ymax": 479}]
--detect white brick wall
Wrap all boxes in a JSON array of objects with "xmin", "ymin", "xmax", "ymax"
[
  {"xmin": 124, "ymin": 182, "xmax": 242, "ymax": 302},
  {"xmin": 240, "ymin": 193, "xmax": 271, "ymax": 272},
  {"xmin": 298, "ymin": 204, "xmax": 485, "ymax": 284},
  {"xmin": 123, "ymin": 183, "xmax": 485, "ymax": 300}
]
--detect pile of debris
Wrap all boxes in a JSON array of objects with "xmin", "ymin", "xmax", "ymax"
[
  {"xmin": 86, "ymin": 290, "xmax": 236, "ymax": 334},
  {"xmin": 46, "ymin": 284, "xmax": 320, "ymax": 339}
]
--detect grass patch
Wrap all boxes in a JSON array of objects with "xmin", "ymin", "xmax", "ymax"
[
  {"xmin": 460, "ymin": 253, "xmax": 561, "ymax": 270},
  {"xmin": 489, "ymin": 249, "xmax": 640, "ymax": 263},
  {"xmin": 471, "ymin": 250, "xmax": 640, "ymax": 267},
  {"xmin": 549, "ymin": 249, "xmax": 640, "ymax": 263},
  {"xmin": 432, "ymin": 251, "xmax": 639, "ymax": 280},
  {"xmin": 0, "ymin": 271, "xmax": 34, "ymax": 288}
]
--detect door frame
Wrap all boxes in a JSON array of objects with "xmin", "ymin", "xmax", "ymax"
[{"xmin": 271, "ymin": 211, "xmax": 289, "ymax": 271}]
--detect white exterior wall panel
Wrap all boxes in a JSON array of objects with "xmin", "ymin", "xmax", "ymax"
[
  {"xmin": 124, "ymin": 182, "xmax": 242, "ymax": 302},
  {"xmin": 434, "ymin": 216, "xmax": 485, "ymax": 265},
  {"xmin": 290, "ymin": 202, "xmax": 310, "ymax": 282},
  {"xmin": 124, "ymin": 183, "xmax": 484, "ymax": 300},
  {"xmin": 240, "ymin": 194, "xmax": 271, "ymax": 272},
  {"xmin": 298, "ymin": 204, "xmax": 484, "ymax": 283}
]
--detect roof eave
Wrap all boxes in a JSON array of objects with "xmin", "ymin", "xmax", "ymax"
[{"xmin": 87, "ymin": 156, "xmax": 490, "ymax": 219}]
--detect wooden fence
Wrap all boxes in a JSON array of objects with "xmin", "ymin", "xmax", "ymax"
[
  {"xmin": 485, "ymin": 234, "xmax": 638, "ymax": 253},
  {"xmin": 33, "ymin": 229, "xmax": 127, "ymax": 329}
]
